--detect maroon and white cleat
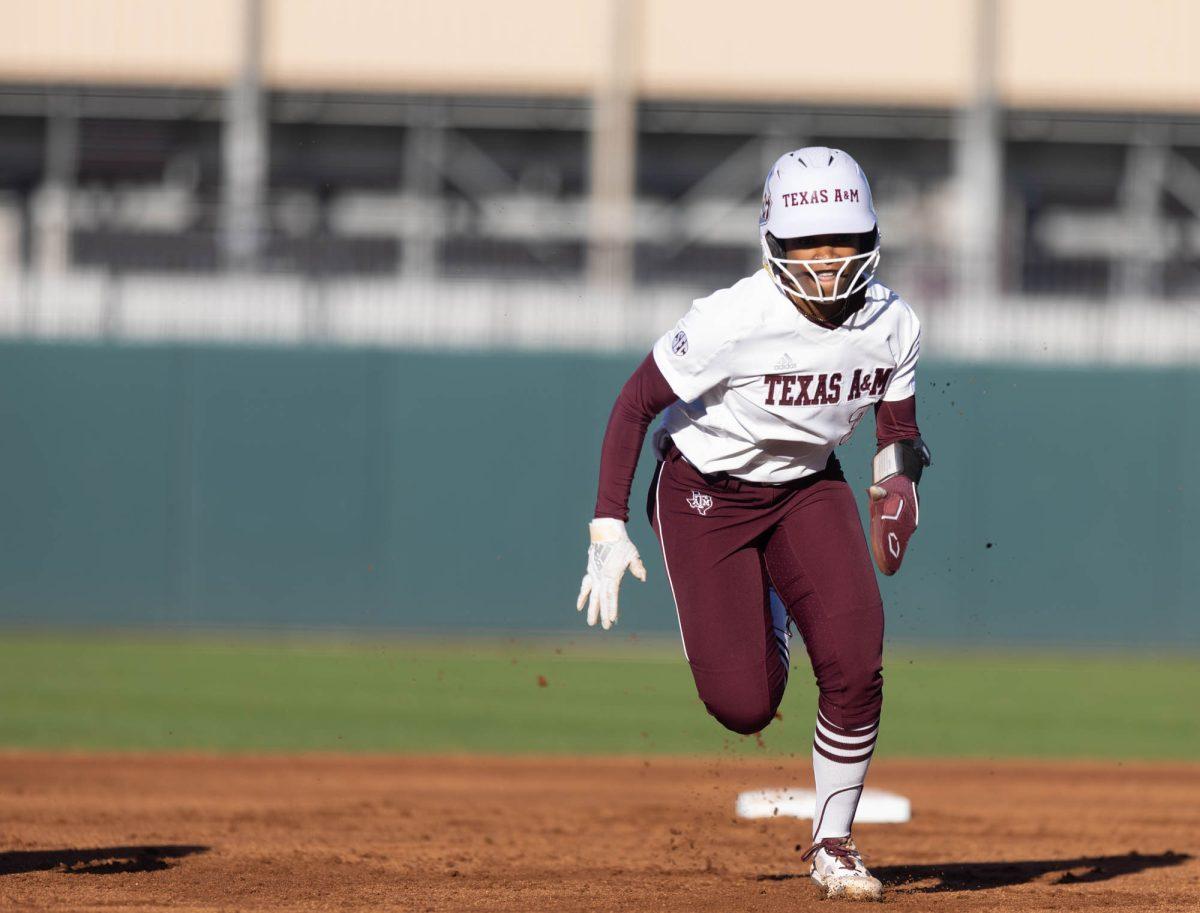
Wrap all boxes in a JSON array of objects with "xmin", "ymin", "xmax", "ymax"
[{"xmin": 801, "ymin": 837, "xmax": 883, "ymax": 902}]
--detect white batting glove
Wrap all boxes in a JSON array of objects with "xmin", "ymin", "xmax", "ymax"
[{"xmin": 575, "ymin": 518, "xmax": 647, "ymax": 630}]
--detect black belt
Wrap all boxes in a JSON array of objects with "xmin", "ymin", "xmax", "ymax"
[{"xmin": 665, "ymin": 440, "xmax": 843, "ymax": 490}]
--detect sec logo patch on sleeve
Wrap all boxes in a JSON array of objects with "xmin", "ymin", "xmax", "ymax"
[{"xmin": 671, "ymin": 330, "xmax": 689, "ymax": 356}]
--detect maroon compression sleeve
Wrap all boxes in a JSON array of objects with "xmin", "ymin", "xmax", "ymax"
[
  {"xmin": 874, "ymin": 396, "xmax": 920, "ymax": 447},
  {"xmin": 594, "ymin": 353, "xmax": 679, "ymax": 521}
]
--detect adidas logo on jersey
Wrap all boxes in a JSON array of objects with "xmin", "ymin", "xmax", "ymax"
[{"xmin": 774, "ymin": 353, "xmax": 797, "ymax": 371}]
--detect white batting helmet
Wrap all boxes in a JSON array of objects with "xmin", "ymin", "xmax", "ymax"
[{"xmin": 759, "ymin": 147, "xmax": 880, "ymax": 304}]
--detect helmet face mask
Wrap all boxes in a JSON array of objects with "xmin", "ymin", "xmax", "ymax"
[
  {"xmin": 758, "ymin": 147, "xmax": 881, "ymax": 311},
  {"xmin": 761, "ymin": 231, "xmax": 881, "ymax": 305}
]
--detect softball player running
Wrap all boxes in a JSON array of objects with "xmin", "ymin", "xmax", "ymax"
[{"xmin": 576, "ymin": 147, "xmax": 929, "ymax": 901}]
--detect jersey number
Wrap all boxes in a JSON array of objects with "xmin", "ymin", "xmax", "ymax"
[{"xmin": 839, "ymin": 404, "xmax": 870, "ymax": 445}]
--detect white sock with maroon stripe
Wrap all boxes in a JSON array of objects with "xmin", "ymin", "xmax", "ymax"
[{"xmin": 810, "ymin": 709, "xmax": 879, "ymax": 841}]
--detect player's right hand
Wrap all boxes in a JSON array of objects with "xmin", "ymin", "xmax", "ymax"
[{"xmin": 576, "ymin": 518, "xmax": 647, "ymax": 630}]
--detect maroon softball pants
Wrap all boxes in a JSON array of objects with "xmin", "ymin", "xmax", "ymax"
[{"xmin": 647, "ymin": 445, "xmax": 884, "ymax": 735}]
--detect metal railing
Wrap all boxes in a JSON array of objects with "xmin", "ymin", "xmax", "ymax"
[{"xmin": 3, "ymin": 252, "xmax": 1198, "ymax": 365}]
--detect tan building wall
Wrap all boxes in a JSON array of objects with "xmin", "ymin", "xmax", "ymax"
[
  {"xmin": 0, "ymin": 0, "xmax": 1196, "ymax": 111},
  {"xmin": 0, "ymin": 0, "xmax": 240, "ymax": 87},
  {"xmin": 1000, "ymin": 0, "xmax": 1200, "ymax": 111},
  {"xmin": 638, "ymin": 0, "xmax": 977, "ymax": 106},
  {"xmin": 265, "ymin": 0, "xmax": 609, "ymax": 95}
]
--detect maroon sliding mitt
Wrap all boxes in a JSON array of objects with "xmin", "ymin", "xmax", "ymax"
[{"xmin": 868, "ymin": 439, "xmax": 930, "ymax": 576}]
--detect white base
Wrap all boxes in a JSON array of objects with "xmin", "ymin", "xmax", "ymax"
[{"xmin": 735, "ymin": 787, "xmax": 910, "ymax": 824}]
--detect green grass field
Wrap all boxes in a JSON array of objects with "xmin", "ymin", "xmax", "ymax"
[{"xmin": 1, "ymin": 633, "xmax": 1196, "ymax": 759}]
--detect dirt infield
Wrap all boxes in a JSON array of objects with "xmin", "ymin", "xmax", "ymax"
[{"xmin": 0, "ymin": 754, "xmax": 1196, "ymax": 912}]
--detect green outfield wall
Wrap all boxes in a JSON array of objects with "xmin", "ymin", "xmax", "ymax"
[{"xmin": 0, "ymin": 341, "xmax": 1195, "ymax": 646}]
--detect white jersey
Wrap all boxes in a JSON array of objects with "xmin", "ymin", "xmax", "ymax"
[{"xmin": 651, "ymin": 269, "xmax": 920, "ymax": 484}]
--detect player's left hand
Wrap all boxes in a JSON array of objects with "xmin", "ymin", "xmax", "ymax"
[
  {"xmin": 867, "ymin": 476, "xmax": 918, "ymax": 576},
  {"xmin": 576, "ymin": 518, "xmax": 647, "ymax": 630}
]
